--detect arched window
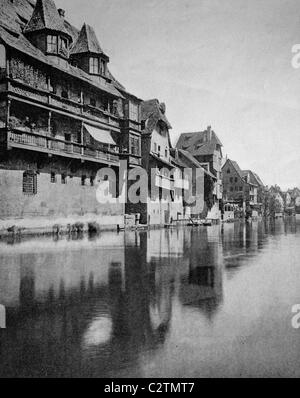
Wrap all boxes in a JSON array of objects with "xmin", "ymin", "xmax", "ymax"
[{"xmin": 0, "ymin": 44, "xmax": 6, "ymax": 70}]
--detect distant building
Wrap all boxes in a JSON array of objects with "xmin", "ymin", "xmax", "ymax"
[
  {"xmin": 222, "ymin": 159, "xmax": 264, "ymax": 218},
  {"xmin": 0, "ymin": 0, "xmax": 142, "ymax": 230},
  {"xmin": 176, "ymin": 126, "xmax": 223, "ymax": 222},
  {"xmin": 171, "ymin": 148, "xmax": 216, "ymax": 219},
  {"xmin": 126, "ymin": 99, "xmax": 190, "ymax": 226}
]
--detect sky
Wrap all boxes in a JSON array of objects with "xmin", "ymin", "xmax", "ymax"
[{"xmin": 55, "ymin": 0, "xmax": 300, "ymax": 190}]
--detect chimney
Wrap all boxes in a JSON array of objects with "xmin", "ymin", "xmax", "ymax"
[
  {"xmin": 207, "ymin": 125, "xmax": 212, "ymax": 141},
  {"xmin": 58, "ymin": 9, "xmax": 65, "ymax": 18}
]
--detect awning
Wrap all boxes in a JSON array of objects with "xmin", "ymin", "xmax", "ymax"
[{"xmin": 84, "ymin": 124, "xmax": 117, "ymax": 146}]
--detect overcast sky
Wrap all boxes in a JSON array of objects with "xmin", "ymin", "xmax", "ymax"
[{"xmin": 56, "ymin": 0, "xmax": 300, "ymax": 190}]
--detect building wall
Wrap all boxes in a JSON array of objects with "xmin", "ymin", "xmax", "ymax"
[
  {"xmin": 148, "ymin": 199, "xmax": 186, "ymax": 226},
  {"xmin": 0, "ymin": 152, "xmax": 123, "ymax": 226},
  {"xmin": 222, "ymin": 161, "xmax": 247, "ymax": 202},
  {"xmin": 151, "ymin": 127, "xmax": 170, "ymax": 162}
]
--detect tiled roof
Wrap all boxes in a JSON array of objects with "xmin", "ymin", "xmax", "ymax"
[
  {"xmin": 178, "ymin": 149, "xmax": 216, "ymax": 179},
  {"xmin": 176, "ymin": 129, "xmax": 222, "ymax": 157},
  {"xmin": 24, "ymin": 0, "xmax": 71, "ymax": 39},
  {"xmin": 0, "ymin": 25, "xmax": 123, "ymax": 98},
  {"xmin": 141, "ymin": 99, "xmax": 173, "ymax": 149},
  {"xmin": 141, "ymin": 99, "xmax": 172, "ymax": 131},
  {"xmin": 71, "ymin": 23, "xmax": 105, "ymax": 56},
  {"xmin": 252, "ymin": 172, "xmax": 264, "ymax": 187},
  {"xmin": 230, "ymin": 160, "xmax": 244, "ymax": 179},
  {"xmin": 0, "ymin": 0, "xmax": 128, "ymax": 95},
  {"xmin": 242, "ymin": 170, "xmax": 264, "ymax": 187}
]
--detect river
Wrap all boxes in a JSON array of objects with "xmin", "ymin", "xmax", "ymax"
[{"xmin": 0, "ymin": 219, "xmax": 299, "ymax": 378}]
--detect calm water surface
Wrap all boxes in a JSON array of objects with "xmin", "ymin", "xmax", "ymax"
[{"xmin": 0, "ymin": 219, "xmax": 300, "ymax": 378}]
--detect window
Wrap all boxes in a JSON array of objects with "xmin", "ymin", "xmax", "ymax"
[
  {"xmin": 235, "ymin": 177, "xmax": 238, "ymax": 183},
  {"xmin": 59, "ymin": 37, "xmax": 68, "ymax": 56},
  {"xmin": 89, "ymin": 57, "xmax": 99, "ymax": 74},
  {"xmin": 141, "ymin": 120, "xmax": 146, "ymax": 130},
  {"xmin": 0, "ymin": 44, "xmax": 6, "ymax": 70},
  {"xmin": 47, "ymin": 35, "xmax": 57, "ymax": 53},
  {"xmin": 61, "ymin": 88, "xmax": 68, "ymax": 99},
  {"xmin": 200, "ymin": 163, "xmax": 209, "ymax": 172},
  {"xmin": 230, "ymin": 187, "xmax": 234, "ymax": 192},
  {"xmin": 165, "ymin": 148, "xmax": 168, "ymax": 158},
  {"xmin": 61, "ymin": 174, "xmax": 67, "ymax": 184},
  {"xmin": 23, "ymin": 171, "xmax": 37, "ymax": 195},
  {"xmin": 100, "ymin": 59, "xmax": 106, "ymax": 76},
  {"xmin": 90, "ymin": 98, "xmax": 96, "ymax": 107},
  {"xmin": 129, "ymin": 102, "xmax": 139, "ymax": 122},
  {"xmin": 158, "ymin": 145, "xmax": 161, "ymax": 154},
  {"xmin": 81, "ymin": 175, "xmax": 86, "ymax": 186},
  {"xmin": 50, "ymin": 172, "xmax": 56, "ymax": 183},
  {"xmin": 239, "ymin": 186, "xmax": 243, "ymax": 191},
  {"xmin": 170, "ymin": 190, "xmax": 175, "ymax": 202},
  {"xmin": 49, "ymin": 80, "xmax": 57, "ymax": 95},
  {"xmin": 227, "ymin": 169, "xmax": 230, "ymax": 174},
  {"xmin": 90, "ymin": 176, "xmax": 95, "ymax": 187},
  {"xmin": 129, "ymin": 136, "xmax": 140, "ymax": 156}
]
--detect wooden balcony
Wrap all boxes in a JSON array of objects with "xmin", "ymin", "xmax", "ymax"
[
  {"xmin": 3, "ymin": 129, "xmax": 119, "ymax": 166},
  {"xmin": 7, "ymin": 79, "xmax": 121, "ymax": 130}
]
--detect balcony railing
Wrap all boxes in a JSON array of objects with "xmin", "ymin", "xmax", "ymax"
[
  {"xmin": 6, "ymin": 130, "xmax": 119, "ymax": 165},
  {"xmin": 8, "ymin": 79, "xmax": 121, "ymax": 129}
]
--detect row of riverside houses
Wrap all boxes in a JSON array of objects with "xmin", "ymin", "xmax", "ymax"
[
  {"xmin": 221, "ymin": 159, "xmax": 265, "ymax": 220},
  {"xmin": 0, "ymin": 0, "xmax": 219, "ymax": 234},
  {"xmin": 0, "ymin": 0, "xmax": 265, "ymax": 235},
  {"xmin": 176, "ymin": 132, "xmax": 266, "ymax": 222}
]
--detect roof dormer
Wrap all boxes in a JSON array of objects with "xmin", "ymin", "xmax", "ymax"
[
  {"xmin": 70, "ymin": 23, "xmax": 109, "ymax": 78},
  {"xmin": 24, "ymin": 0, "xmax": 72, "ymax": 60}
]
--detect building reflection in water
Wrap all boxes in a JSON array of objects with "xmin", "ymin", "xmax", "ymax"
[
  {"xmin": 2, "ymin": 222, "xmax": 280, "ymax": 377},
  {"xmin": 178, "ymin": 227, "xmax": 223, "ymax": 320},
  {"xmin": 221, "ymin": 221, "xmax": 268, "ymax": 274},
  {"xmin": 0, "ymin": 229, "xmax": 188, "ymax": 377}
]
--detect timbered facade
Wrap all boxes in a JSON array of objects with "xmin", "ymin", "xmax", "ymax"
[{"xmin": 0, "ymin": 0, "xmax": 142, "ymax": 226}]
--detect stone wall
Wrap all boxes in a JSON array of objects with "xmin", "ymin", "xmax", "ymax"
[{"xmin": 0, "ymin": 150, "xmax": 124, "ymax": 230}]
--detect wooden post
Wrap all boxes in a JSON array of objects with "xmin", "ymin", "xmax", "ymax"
[
  {"xmin": 6, "ymin": 48, "xmax": 10, "ymax": 78},
  {"xmin": 48, "ymin": 111, "xmax": 52, "ymax": 136},
  {"xmin": 81, "ymin": 121, "xmax": 84, "ymax": 156},
  {"xmin": 47, "ymin": 76, "xmax": 51, "ymax": 104},
  {"xmin": 6, "ymin": 99, "xmax": 11, "ymax": 130}
]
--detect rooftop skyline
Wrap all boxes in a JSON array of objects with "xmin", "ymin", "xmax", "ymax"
[{"xmin": 54, "ymin": 0, "xmax": 300, "ymax": 189}]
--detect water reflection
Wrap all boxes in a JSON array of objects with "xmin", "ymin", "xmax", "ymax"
[
  {"xmin": 0, "ymin": 219, "xmax": 299, "ymax": 377},
  {"xmin": 178, "ymin": 228, "xmax": 223, "ymax": 320}
]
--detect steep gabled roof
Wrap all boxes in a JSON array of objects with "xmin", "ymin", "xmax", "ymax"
[
  {"xmin": 24, "ymin": 0, "xmax": 70, "ymax": 38},
  {"xmin": 0, "ymin": 0, "xmax": 131, "ymax": 97},
  {"xmin": 141, "ymin": 99, "xmax": 172, "ymax": 131},
  {"xmin": 252, "ymin": 172, "xmax": 264, "ymax": 187},
  {"xmin": 177, "ymin": 149, "xmax": 217, "ymax": 179},
  {"xmin": 70, "ymin": 23, "xmax": 105, "ymax": 56},
  {"xmin": 242, "ymin": 170, "xmax": 264, "ymax": 187},
  {"xmin": 176, "ymin": 128, "xmax": 222, "ymax": 157},
  {"xmin": 222, "ymin": 159, "xmax": 244, "ymax": 180},
  {"xmin": 0, "ymin": 25, "xmax": 123, "ymax": 98},
  {"xmin": 141, "ymin": 99, "xmax": 172, "ymax": 148},
  {"xmin": 230, "ymin": 160, "xmax": 244, "ymax": 179}
]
